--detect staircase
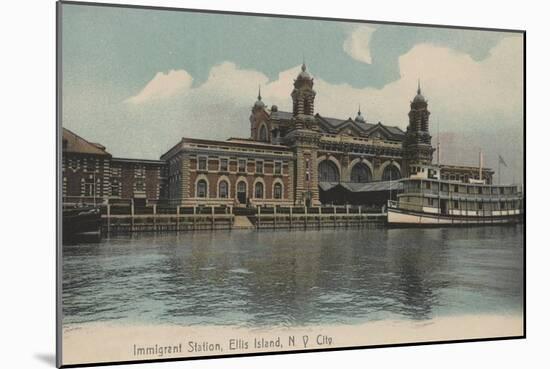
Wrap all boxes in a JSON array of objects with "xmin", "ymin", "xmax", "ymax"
[{"xmin": 233, "ymin": 215, "xmax": 255, "ymax": 229}]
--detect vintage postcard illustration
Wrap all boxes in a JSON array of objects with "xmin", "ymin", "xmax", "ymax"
[{"xmin": 57, "ymin": 1, "xmax": 525, "ymax": 367}]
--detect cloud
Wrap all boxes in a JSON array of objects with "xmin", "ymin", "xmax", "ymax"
[
  {"xmin": 342, "ymin": 25, "xmax": 377, "ymax": 64},
  {"xmin": 120, "ymin": 35, "xmax": 522, "ymax": 142},
  {"xmin": 125, "ymin": 69, "xmax": 193, "ymax": 104},
  {"xmin": 313, "ymin": 35, "xmax": 523, "ymax": 133}
]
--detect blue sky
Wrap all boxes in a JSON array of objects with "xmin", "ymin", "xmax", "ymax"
[{"xmin": 61, "ymin": 3, "xmax": 524, "ymax": 184}]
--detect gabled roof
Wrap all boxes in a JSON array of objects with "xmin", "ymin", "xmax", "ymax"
[
  {"xmin": 315, "ymin": 114, "xmax": 371, "ymax": 133},
  {"xmin": 62, "ymin": 128, "xmax": 111, "ymax": 156},
  {"xmin": 363, "ymin": 122, "xmax": 405, "ymax": 140},
  {"xmin": 266, "ymin": 109, "xmax": 406, "ymax": 141},
  {"xmin": 315, "ymin": 113, "xmax": 405, "ymax": 140},
  {"xmin": 269, "ymin": 110, "xmax": 294, "ymax": 121},
  {"xmin": 268, "ymin": 109, "xmax": 405, "ymax": 140}
]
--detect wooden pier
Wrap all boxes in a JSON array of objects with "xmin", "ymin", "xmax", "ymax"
[{"xmin": 101, "ymin": 204, "xmax": 386, "ymax": 234}]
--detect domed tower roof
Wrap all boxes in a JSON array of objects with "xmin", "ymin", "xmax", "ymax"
[
  {"xmin": 297, "ymin": 62, "xmax": 312, "ymax": 81},
  {"xmin": 413, "ymin": 81, "xmax": 426, "ymax": 103},
  {"xmin": 253, "ymin": 86, "xmax": 265, "ymax": 109},
  {"xmin": 355, "ymin": 105, "xmax": 366, "ymax": 123}
]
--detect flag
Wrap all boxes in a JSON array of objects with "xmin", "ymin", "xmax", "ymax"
[{"xmin": 498, "ymin": 155, "xmax": 508, "ymax": 167}]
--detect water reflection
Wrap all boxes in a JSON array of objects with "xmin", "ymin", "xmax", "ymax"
[{"xmin": 63, "ymin": 225, "xmax": 524, "ymax": 327}]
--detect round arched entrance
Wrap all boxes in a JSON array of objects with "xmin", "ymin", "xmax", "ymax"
[{"xmin": 318, "ymin": 160, "xmax": 340, "ymax": 182}]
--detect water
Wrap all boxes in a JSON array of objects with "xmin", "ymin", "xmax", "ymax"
[{"xmin": 62, "ymin": 225, "xmax": 524, "ymax": 327}]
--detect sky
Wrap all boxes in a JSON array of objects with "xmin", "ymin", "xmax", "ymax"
[{"xmin": 61, "ymin": 3, "xmax": 524, "ymax": 184}]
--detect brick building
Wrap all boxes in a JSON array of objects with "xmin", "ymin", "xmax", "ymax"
[
  {"xmin": 161, "ymin": 137, "xmax": 294, "ymax": 207},
  {"xmin": 62, "ymin": 128, "xmax": 165, "ymax": 206}
]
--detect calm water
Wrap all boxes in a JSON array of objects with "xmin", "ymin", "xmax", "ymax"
[{"xmin": 63, "ymin": 225, "xmax": 524, "ymax": 327}]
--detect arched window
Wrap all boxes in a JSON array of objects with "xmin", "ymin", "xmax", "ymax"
[
  {"xmin": 259, "ymin": 125, "xmax": 268, "ymax": 142},
  {"xmin": 83, "ymin": 177, "xmax": 95, "ymax": 197},
  {"xmin": 197, "ymin": 179, "xmax": 208, "ymax": 198},
  {"xmin": 254, "ymin": 182, "xmax": 264, "ymax": 199},
  {"xmin": 382, "ymin": 164, "xmax": 401, "ymax": 181},
  {"xmin": 318, "ymin": 160, "xmax": 340, "ymax": 182},
  {"xmin": 236, "ymin": 181, "xmax": 247, "ymax": 204},
  {"xmin": 273, "ymin": 183, "xmax": 283, "ymax": 199},
  {"xmin": 218, "ymin": 180, "xmax": 228, "ymax": 198},
  {"xmin": 350, "ymin": 162, "xmax": 372, "ymax": 183}
]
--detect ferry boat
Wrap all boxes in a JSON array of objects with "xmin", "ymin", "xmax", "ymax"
[{"xmin": 387, "ymin": 164, "xmax": 523, "ymax": 225}]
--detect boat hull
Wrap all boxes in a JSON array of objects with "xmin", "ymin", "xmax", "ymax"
[
  {"xmin": 63, "ymin": 206, "xmax": 102, "ymax": 241},
  {"xmin": 387, "ymin": 207, "xmax": 521, "ymax": 226}
]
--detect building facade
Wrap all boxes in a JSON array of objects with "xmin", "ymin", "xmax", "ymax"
[
  {"xmin": 62, "ymin": 128, "xmax": 165, "ymax": 206},
  {"xmin": 161, "ymin": 137, "xmax": 294, "ymax": 207},
  {"xmin": 62, "ymin": 63, "xmax": 494, "ymax": 207}
]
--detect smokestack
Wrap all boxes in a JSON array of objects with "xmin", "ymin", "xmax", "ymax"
[{"xmin": 479, "ymin": 150, "xmax": 483, "ymax": 181}]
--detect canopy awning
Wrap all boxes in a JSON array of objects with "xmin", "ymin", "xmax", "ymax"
[{"xmin": 319, "ymin": 180, "xmax": 404, "ymax": 193}]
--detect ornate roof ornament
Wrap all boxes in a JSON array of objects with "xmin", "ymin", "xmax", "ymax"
[
  {"xmin": 254, "ymin": 85, "xmax": 266, "ymax": 109},
  {"xmin": 413, "ymin": 80, "xmax": 426, "ymax": 103},
  {"xmin": 355, "ymin": 104, "xmax": 366, "ymax": 123},
  {"xmin": 297, "ymin": 62, "xmax": 312, "ymax": 80}
]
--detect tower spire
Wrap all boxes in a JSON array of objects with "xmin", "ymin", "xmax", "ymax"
[
  {"xmin": 253, "ymin": 85, "xmax": 265, "ymax": 111},
  {"xmin": 417, "ymin": 79, "xmax": 421, "ymax": 95},
  {"xmin": 355, "ymin": 103, "xmax": 365, "ymax": 123}
]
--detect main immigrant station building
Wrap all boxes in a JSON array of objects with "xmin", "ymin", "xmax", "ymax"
[{"xmin": 62, "ymin": 63, "xmax": 494, "ymax": 209}]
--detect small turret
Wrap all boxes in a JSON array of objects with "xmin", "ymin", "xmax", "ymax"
[
  {"xmin": 354, "ymin": 105, "xmax": 366, "ymax": 123},
  {"xmin": 412, "ymin": 80, "xmax": 427, "ymax": 104},
  {"xmin": 253, "ymin": 86, "xmax": 265, "ymax": 110},
  {"xmin": 291, "ymin": 62, "xmax": 316, "ymax": 119}
]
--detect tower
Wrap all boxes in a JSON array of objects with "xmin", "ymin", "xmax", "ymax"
[
  {"xmin": 403, "ymin": 82, "xmax": 435, "ymax": 176},
  {"xmin": 285, "ymin": 62, "xmax": 321, "ymax": 206},
  {"xmin": 250, "ymin": 86, "xmax": 269, "ymax": 142},
  {"xmin": 290, "ymin": 63, "xmax": 317, "ymax": 129}
]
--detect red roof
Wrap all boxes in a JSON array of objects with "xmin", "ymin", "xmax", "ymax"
[{"xmin": 62, "ymin": 128, "xmax": 111, "ymax": 156}]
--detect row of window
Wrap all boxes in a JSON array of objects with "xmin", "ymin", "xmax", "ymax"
[
  {"xmin": 421, "ymin": 181, "xmax": 510, "ymax": 195},
  {"xmin": 197, "ymin": 156, "xmax": 283, "ymax": 175},
  {"xmin": 405, "ymin": 196, "xmax": 520, "ymax": 211},
  {"xmin": 196, "ymin": 179, "xmax": 284, "ymax": 200},
  {"xmin": 441, "ymin": 173, "xmax": 489, "ymax": 183},
  {"xmin": 63, "ymin": 177, "xmax": 148, "ymax": 198}
]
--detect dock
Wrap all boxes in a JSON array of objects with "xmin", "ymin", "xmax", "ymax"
[{"xmin": 101, "ymin": 204, "xmax": 386, "ymax": 233}]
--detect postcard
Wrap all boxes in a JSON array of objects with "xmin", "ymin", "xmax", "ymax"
[{"xmin": 57, "ymin": 1, "xmax": 525, "ymax": 366}]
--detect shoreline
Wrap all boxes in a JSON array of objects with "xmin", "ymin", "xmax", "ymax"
[{"xmin": 62, "ymin": 314, "xmax": 523, "ymax": 366}]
